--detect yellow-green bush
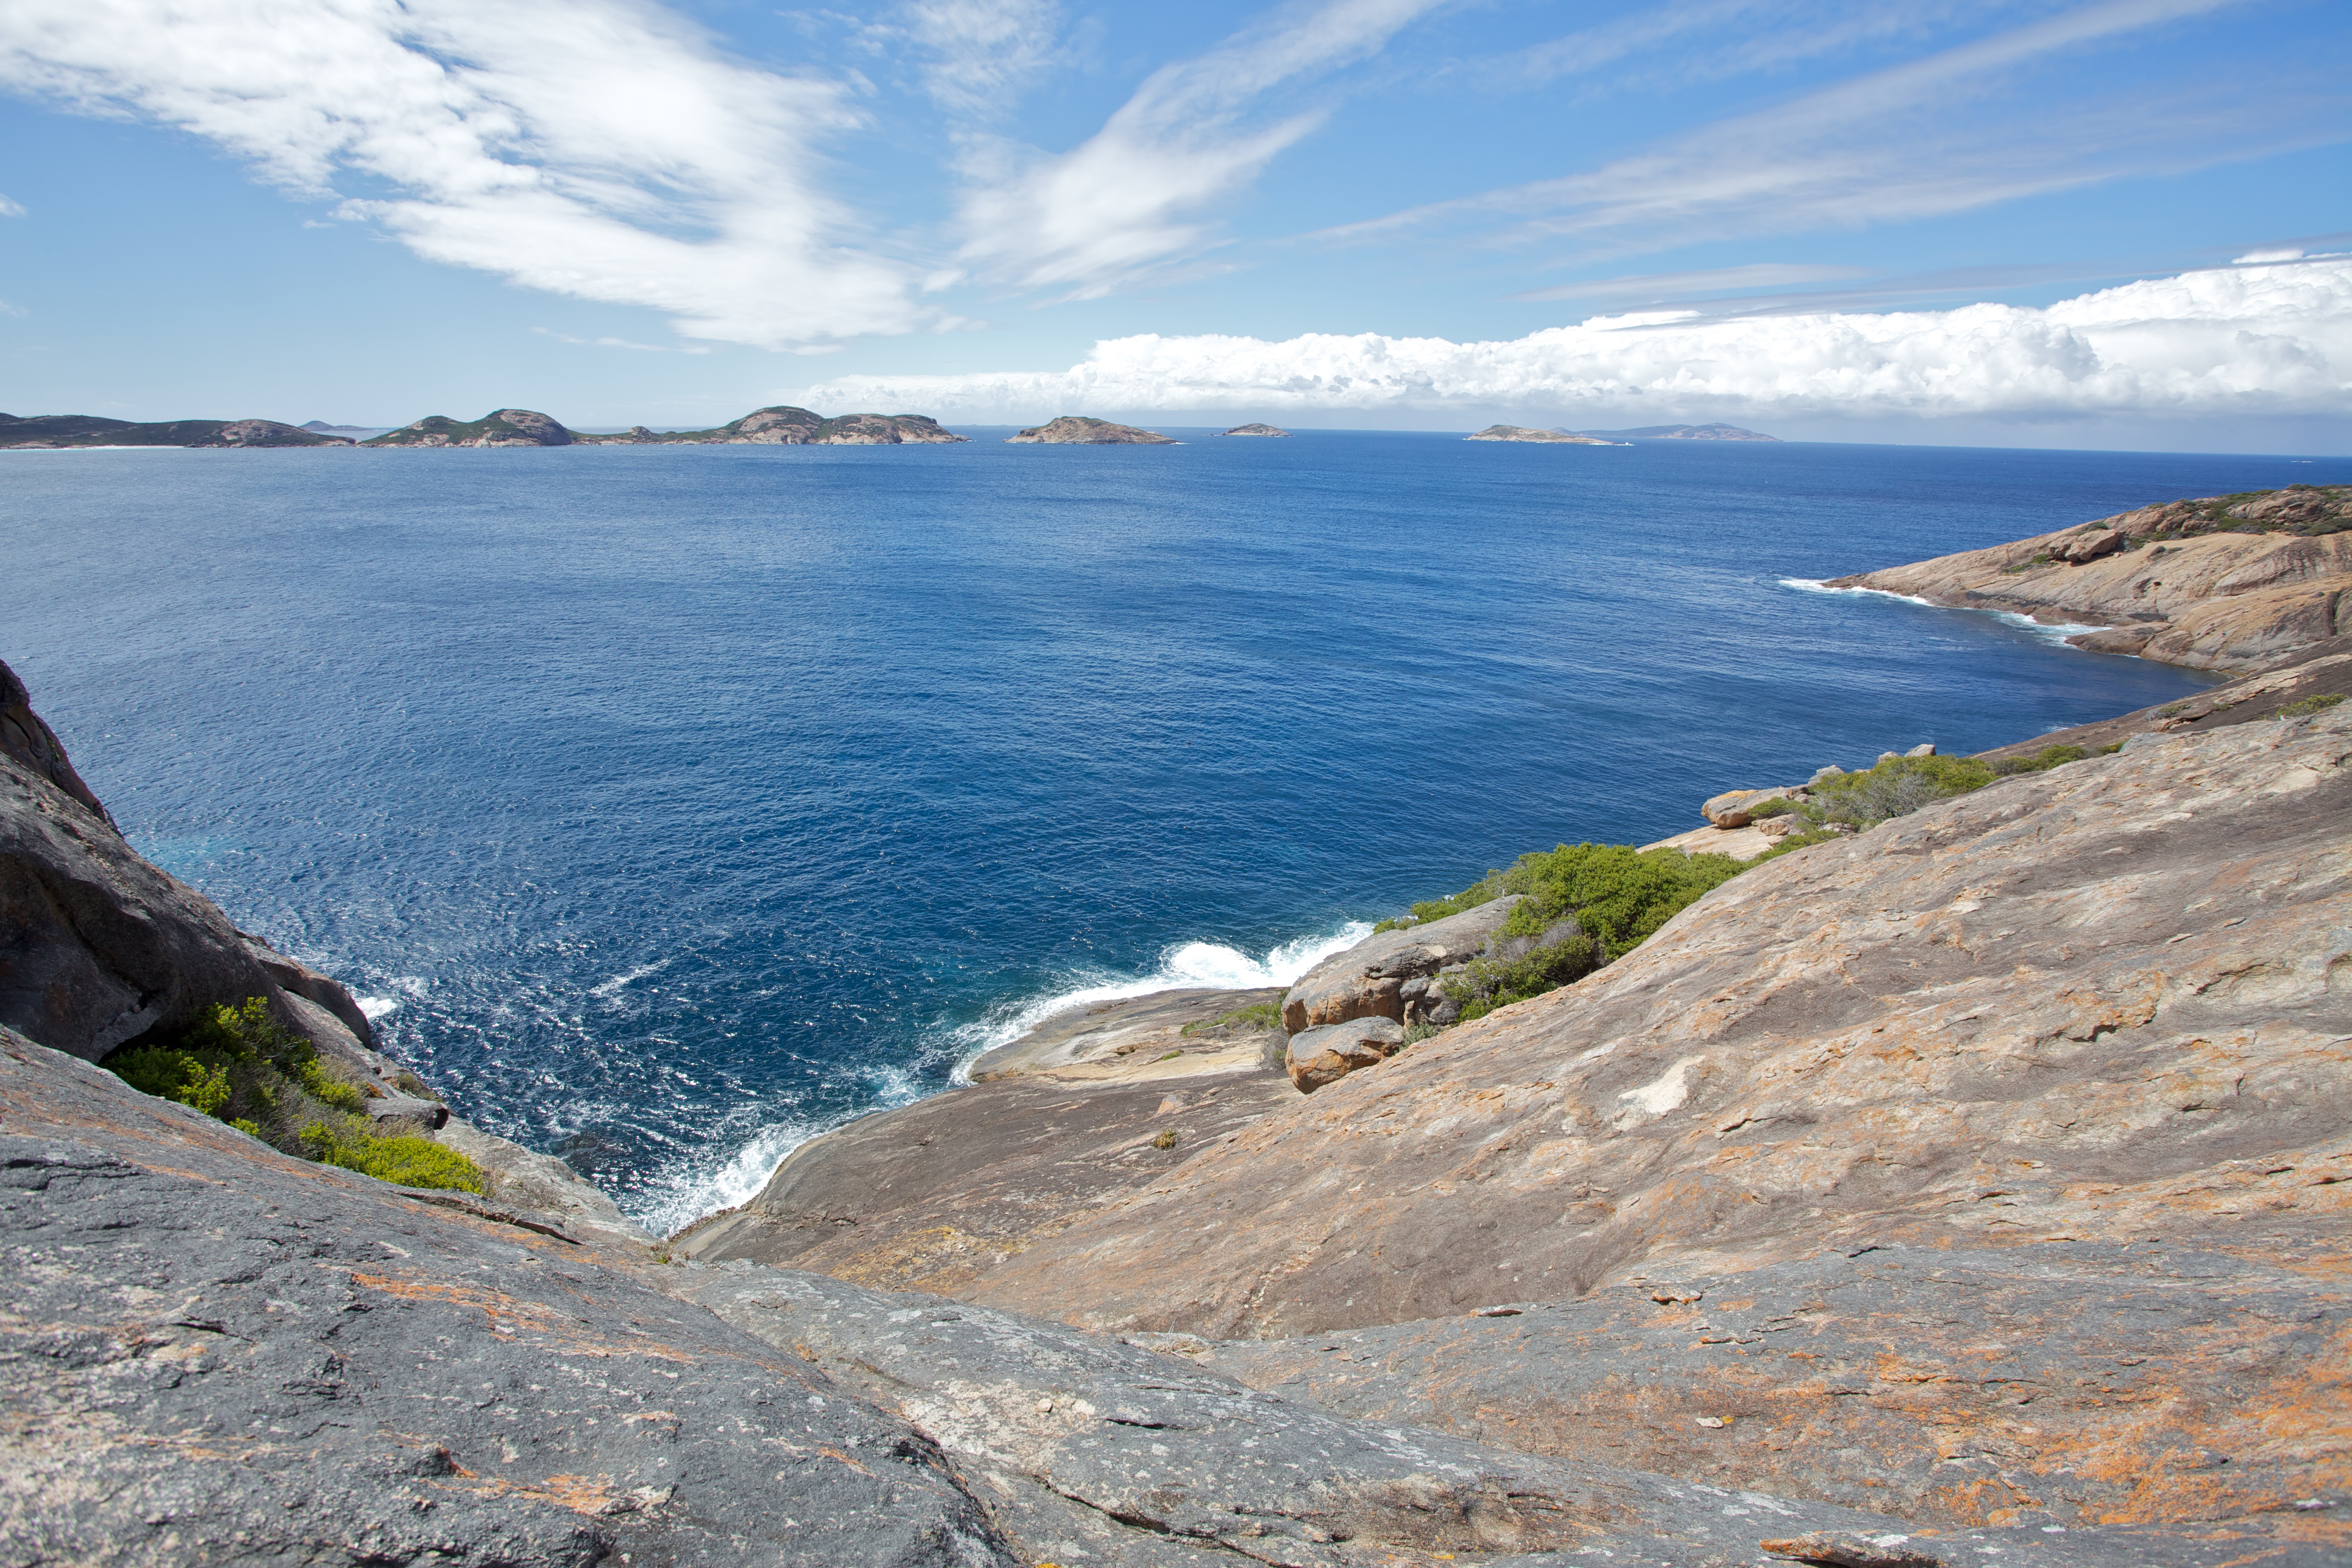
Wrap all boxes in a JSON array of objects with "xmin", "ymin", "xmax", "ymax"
[{"xmin": 300, "ymin": 1116, "xmax": 486, "ymax": 1192}]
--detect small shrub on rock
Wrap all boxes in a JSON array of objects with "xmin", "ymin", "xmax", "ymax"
[{"xmin": 300, "ymin": 1116, "xmax": 486, "ymax": 1191}]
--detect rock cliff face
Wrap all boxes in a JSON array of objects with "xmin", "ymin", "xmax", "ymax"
[
  {"xmin": 1825, "ymin": 487, "xmax": 2352, "ymax": 671},
  {"xmin": 1004, "ymin": 415, "xmax": 1176, "ymax": 444}
]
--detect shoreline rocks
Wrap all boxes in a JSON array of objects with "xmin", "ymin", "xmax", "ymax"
[{"xmin": 1824, "ymin": 485, "xmax": 2352, "ymax": 671}]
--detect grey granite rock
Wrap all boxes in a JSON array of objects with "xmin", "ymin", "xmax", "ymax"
[
  {"xmin": 1286, "ymin": 1015, "xmax": 1404, "ymax": 1092},
  {"xmin": 0, "ymin": 1028, "xmax": 1016, "ymax": 1567}
]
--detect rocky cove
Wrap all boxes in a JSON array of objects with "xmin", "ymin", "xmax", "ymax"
[{"xmin": 3, "ymin": 487, "xmax": 2349, "ymax": 1567}]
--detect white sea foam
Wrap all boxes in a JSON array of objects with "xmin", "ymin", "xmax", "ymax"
[
  {"xmin": 590, "ymin": 959, "xmax": 671, "ymax": 999},
  {"xmin": 632, "ymin": 920, "xmax": 1375, "ymax": 1236},
  {"xmin": 1782, "ymin": 578, "xmax": 2110, "ymax": 647},
  {"xmin": 356, "ymin": 975, "xmax": 430, "ymax": 1021},
  {"xmin": 942, "ymin": 923, "xmax": 1372, "ymax": 1084}
]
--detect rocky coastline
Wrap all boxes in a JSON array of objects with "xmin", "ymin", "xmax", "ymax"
[
  {"xmin": 1824, "ymin": 485, "xmax": 2352, "ymax": 672},
  {"xmin": 4, "ymin": 475, "xmax": 2349, "ymax": 1565}
]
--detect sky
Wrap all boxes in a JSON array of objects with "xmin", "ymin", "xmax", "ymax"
[{"xmin": 1, "ymin": 0, "xmax": 2347, "ymax": 449}]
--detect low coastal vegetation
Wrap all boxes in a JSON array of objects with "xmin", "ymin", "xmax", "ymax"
[
  {"xmin": 1384, "ymin": 743, "xmax": 2123, "ymax": 1023},
  {"xmin": 1180, "ymin": 999, "xmax": 1284, "ymax": 1037},
  {"xmin": 104, "ymin": 996, "xmax": 484, "ymax": 1191}
]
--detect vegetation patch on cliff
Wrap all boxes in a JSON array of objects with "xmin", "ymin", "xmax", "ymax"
[{"xmin": 105, "ymin": 997, "xmax": 485, "ymax": 1191}]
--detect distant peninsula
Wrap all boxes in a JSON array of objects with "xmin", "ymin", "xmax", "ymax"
[
  {"xmin": 1465, "ymin": 424, "xmax": 1616, "ymax": 444},
  {"xmin": 2, "ymin": 413, "xmax": 348, "ymax": 449},
  {"xmin": 1006, "ymin": 415, "xmax": 1177, "ymax": 445},
  {"xmin": 1221, "ymin": 423, "xmax": 1291, "ymax": 437},
  {"xmin": 1565, "ymin": 422, "xmax": 1780, "ymax": 441}
]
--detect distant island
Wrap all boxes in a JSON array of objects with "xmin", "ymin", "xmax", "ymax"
[
  {"xmin": 1005, "ymin": 415, "xmax": 1176, "ymax": 445},
  {"xmin": 367, "ymin": 406, "xmax": 967, "ymax": 447},
  {"xmin": 299, "ymin": 420, "xmax": 388, "ymax": 438},
  {"xmin": 1221, "ymin": 423, "xmax": 1291, "ymax": 437},
  {"xmin": 2, "ymin": 413, "xmax": 348, "ymax": 449},
  {"xmin": 1562, "ymin": 423, "xmax": 1779, "ymax": 441},
  {"xmin": 1465, "ymin": 425, "xmax": 1617, "ymax": 444}
]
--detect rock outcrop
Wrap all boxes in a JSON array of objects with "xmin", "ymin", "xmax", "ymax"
[
  {"xmin": 1279, "ymin": 897, "xmax": 1522, "ymax": 1034},
  {"xmin": 579, "ymin": 407, "xmax": 967, "ymax": 445},
  {"xmin": 1824, "ymin": 486, "xmax": 2352, "ymax": 671},
  {"xmin": 365, "ymin": 409, "xmax": 575, "ymax": 447},
  {"xmin": 1222, "ymin": 423, "xmax": 1292, "ymax": 436},
  {"xmin": 1004, "ymin": 415, "xmax": 1176, "ymax": 444},
  {"xmin": 1286, "ymin": 1015, "xmax": 1406, "ymax": 1091},
  {"xmin": 1465, "ymin": 425, "xmax": 1614, "ymax": 444}
]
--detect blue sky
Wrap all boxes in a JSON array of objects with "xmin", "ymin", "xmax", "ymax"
[{"xmin": 1, "ymin": 0, "xmax": 2347, "ymax": 447}]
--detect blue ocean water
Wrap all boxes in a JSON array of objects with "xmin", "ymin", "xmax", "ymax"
[{"xmin": 5, "ymin": 432, "xmax": 2339, "ymax": 1232}]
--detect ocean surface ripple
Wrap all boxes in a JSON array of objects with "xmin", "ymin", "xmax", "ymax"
[{"xmin": 8, "ymin": 432, "xmax": 2333, "ymax": 1234}]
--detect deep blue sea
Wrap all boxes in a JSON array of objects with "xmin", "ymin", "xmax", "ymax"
[{"xmin": 7, "ymin": 432, "xmax": 2343, "ymax": 1232}]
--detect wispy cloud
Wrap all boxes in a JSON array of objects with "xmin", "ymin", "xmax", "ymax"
[
  {"xmin": 954, "ymin": 0, "xmax": 1444, "ymax": 299},
  {"xmin": 1331, "ymin": 0, "xmax": 2332, "ymax": 260},
  {"xmin": 0, "ymin": 0, "xmax": 944, "ymax": 348},
  {"xmin": 808, "ymin": 258, "xmax": 2352, "ymax": 424},
  {"xmin": 1509, "ymin": 263, "xmax": 1870, "ymax": 304},
  {"xmin": 0, "ymin": 193, "xmax": 24, "ymax": 217},
  {"xmin": 532, "ymin": 328, "xmax": 717, "ymax": 355}
]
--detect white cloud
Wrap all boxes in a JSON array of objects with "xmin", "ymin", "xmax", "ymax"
[
  {"xmin": 0, "ymin": 0, "xmax": 939, "ymax": 348},
  {"xmin": 805, "ymin": 258, "xmax": 2352, "ymax": 424},
  {"xmin": 1511, "ymin": 263, "xmax": 1871, "ymax": 304},
  {"xmin": 955, "ymin": 0, "xmax": 1443, "ymax": 299},
  {"xmin": 0, "ymin": 193, "xmax": 24, "ymax": 217},
  {"xmin": 901, "ymin": 0, "xmax": 1066, "ymax": 117}
]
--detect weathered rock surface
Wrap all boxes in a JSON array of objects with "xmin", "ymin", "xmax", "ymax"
[
  {"xmin": 1005, "ymin": 415, "xmax": 1176, "ymax": 444},
  {"xmin": 1194, "ymin": 1238, "xmax": 2351, "ymax": 1535},
  {"xmin": 1287, "ymin": 1015, "xmax": 1405, "ymax": 1092},
  {"xmin": 679, "ymin": 1263, "xmax": 1973, "ymax": 1568},
  {"xmin": 967, "ymin": 985, "xmax": 1285, "ymax": 1082},
  {"xmin": 948, "ymin": 708, "xmax": 2352, "ymax": 1367},
  {"xmin": 1824, "ymin": 489, "xmax": 2352, "ymax": 671},
  {"xmin": 1465, "ymin": 425, "xmax": 1613, "ymax": 444},
  {"xmin": 0, "ymin": 1029, "xmax": 1017, "ymax": 1566},
  {"xmin": 677, "ymin": 1065, "xmax": 1298, "ymax": 1289},
  {"xmin": 1640, "ymin": 822, "xmax": 1777, "ymax": 861},
  {"xmin": 1280, "ymin": 897, "xmax": 1522, "ymax": 1033},
  {"xmin": 1970, "ymin": 642, "xmax": 2351, "ymax": 761},
  {"xmin": 1700, "ymin": 786, "xmax": 1808, "ymax": 828}
]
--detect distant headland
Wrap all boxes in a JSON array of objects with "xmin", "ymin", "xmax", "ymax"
[
  {"xmin": 1220, "ymin": 423, "xmax": 1291, "ymax": 437},
  {"xmin": 1565, "ymin": 422, "xmax": 1779, "ymax": 441}
]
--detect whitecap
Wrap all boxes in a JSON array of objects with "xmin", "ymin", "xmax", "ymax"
[
  {"xmin": 633, "ymin": 1117, "xmax": 831, "ymax": 1240},
  {"xmin": 590, "ymin": 958, "xmax": 671, "ymax": 998}
]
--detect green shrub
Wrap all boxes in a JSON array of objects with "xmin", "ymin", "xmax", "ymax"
[
  {"xmin": 1991, "ymin": 743, "xmax": 2089, "ymax": 776},
  {"xmin": 2279, "ymin": 692, "xmax": 2346, "ymax": 717},
  {"xmin": 105, "ymin": 996, "xmax": 474, "ymax": 1190},
  {"xmin": 299, "ymin": 1116, "xmax": 486, "ymax": 1191},
  {"xmin": 1802, "ymin": 754, "xmax": 1997, "ymax": 830},
  {"xmin": 1744, "ymin": 797, "xmax": 1797, "ymax": 818},
  {"xmin": 1441, "ymin": 932, "xmax": 1604, "ymax": 1023},
  {"xmin": 1499, "ymin": 843, "xmax": 1748, "ymax": 959}
]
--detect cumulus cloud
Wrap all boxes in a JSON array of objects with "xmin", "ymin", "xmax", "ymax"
[
  {"xmin": 805, "ymin": 259, "xmax": 2352, "ymax": 424},
  {"xmin": 0, "ymin": 0, "xmax": 937, "ymax": 348},
  {"xmin": 954, "ymin": 0, "xmax": 1442, "ymax": 299}
]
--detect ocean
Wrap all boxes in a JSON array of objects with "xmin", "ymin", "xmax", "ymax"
[{"xmin": 5, "ymin": 431, "xmax": 2337, "ymax": 1234}]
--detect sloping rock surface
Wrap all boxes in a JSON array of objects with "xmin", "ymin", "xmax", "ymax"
[
  {"xmin": 954, "ymin": 709, "xmax": 2352, "ymax": 1356},
  {"xmin": 0, "ymin": 1029, "xmax": 1016, "ymax": 1567},
  {"xmin": 1005, "ymin": 416, "xmax": 1176, "ymax": 444},
  {"xmin": 1825, "ymin": 490, "xmax": 2352, "ymax": 671}
]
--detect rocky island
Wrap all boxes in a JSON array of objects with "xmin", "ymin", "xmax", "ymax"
[
  {"xmin": 4, "ymin": 481, "xmax": 2348, "ymax": 1565},
  {"xmin": 1826, "ymin": 484, "xmax": 2352, "ymax": 671},
  {"xmin": 1466, "ymin": 424, "xmax": 1617, "ymax": 444},
  {"xmin": 577, "ymin": 406, "xmax": 966, "ymax": 445},
  {"xmin": 1222, "ymin": 423, "xmax": 1292, "ymax": 436},
  {"xmin": 1568, "ymin": 423, "xmax": 1780, "ymax": 441},
  {"xmin": 1004, "ymin": 415, "xmax": 1177, "ymax": 444},
  {"xmin": 2, "ymin": 413, "xmax": 351, "ymax": 448}
]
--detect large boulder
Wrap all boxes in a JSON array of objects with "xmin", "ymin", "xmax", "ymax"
[
  {"xmin": 1280, "ymin": 896, "xmax": 1520, "ymax": 1033},
  {"xmin": 1286, "ymin": 1015, "xmax": 1405, "ymax": 1092},
  {"xmin": 1700, "ymin": 786, "xmax": 1805, "ymax": 827}
]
